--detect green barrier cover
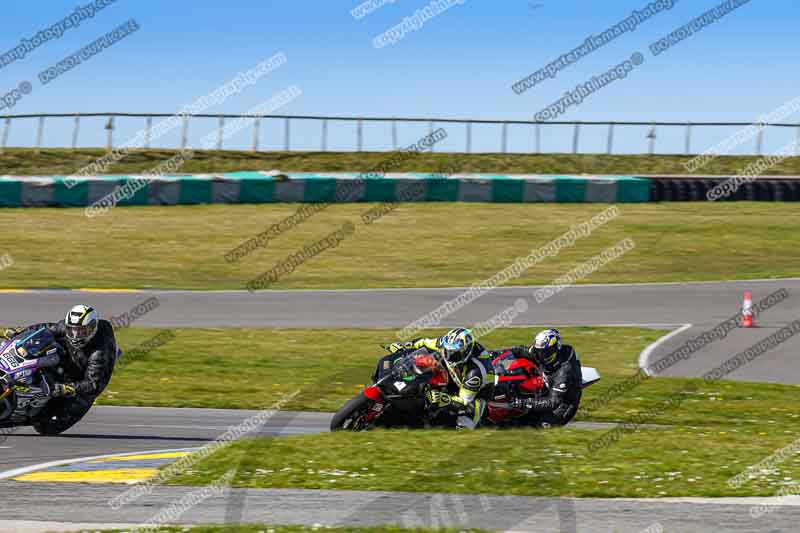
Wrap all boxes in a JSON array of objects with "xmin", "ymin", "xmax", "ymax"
[{"xmin": 0, "ymin": 173, "xmax": 652, "ymax": 207}]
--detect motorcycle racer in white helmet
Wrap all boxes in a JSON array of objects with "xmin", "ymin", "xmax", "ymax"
[
  {"xmin": 499, "ymin": 328, "xmax": 583, "ymax": 427},
  {"xmin": 3, "ymin": 304, "xmax": 118, "ymax": 434}
]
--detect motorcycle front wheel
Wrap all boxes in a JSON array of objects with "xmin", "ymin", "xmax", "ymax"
[{"xmin": 330, "ymin": 392, "xmax": 374, "ymax": 431}]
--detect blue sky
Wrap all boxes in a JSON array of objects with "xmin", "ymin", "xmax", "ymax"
[{"xmin": 1, "ymin": 0, "xmax": 797, "ymax": 154}]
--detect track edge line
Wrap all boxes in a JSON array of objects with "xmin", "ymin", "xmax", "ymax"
[
  {"xmin": 638, "ymin": 323, "xmax": 693, "ymax": 376},
  {"xmin": 0, "ymin": 447, "xmax": 197, "ymax": 481}
]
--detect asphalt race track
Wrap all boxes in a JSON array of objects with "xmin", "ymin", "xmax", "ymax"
[
  {"xmin": 4, "ymin": 481, "xmax": 800, "ymax": 533},
  {"xmin": 0, "ymin": 279, "xmax": 798, "ymax": 532},
  {"xmin": 0, "ymin": 407, "xmax": 333, "ymax": 473}
]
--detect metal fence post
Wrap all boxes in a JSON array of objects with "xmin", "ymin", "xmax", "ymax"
[
  {"xmin": 252, "ymin": 116, "xmax": 261, "ymax": 152},
  {"xmin": 647, "ymin": 123, "xmax": 657, "ymax": 155},
  {"xmin": 145, "ymin": 116, "xmax": 153, "ymax": 149},
  {"xmin": 181, "ymin": 114, "xmax": 189, "ymax": 150},
  {"xmin": 9, "ymin": 114, "xmax": 792, "ymax": 158},
  {"xmin": 105, "ymin": 117, "xmax": 113, "ymax": 152},
  {"xmin": 428, "ymin": 120, "xmax": 435, "ymax": 153},
  {"xmin": 217, "ymin": 115, "xmax": 225, "ymax": 150},
  {"xmin": 35, "ymin": 116, "xmax": 45, "ymax": 154},
  {"xmin": 572, "ymin": 122, "xmax": 580, "ymax": 154},
  {"xmin": 796, "ymin": 123, "xmax": 800, "ymax": 156},
  {"xmin": 756, "ymin": 123, "xmax": 764, "ymax": 155},
  {"xmin": 0, "ymin": 118, "xmax": 11, "ymax": 155},
  {"xmin": 72, "ymin": 114, "xmax": 81, "ymax": 150},
  {"xmin": 685, "ymin": 122, "xmax": 692, "ymax": 155}
]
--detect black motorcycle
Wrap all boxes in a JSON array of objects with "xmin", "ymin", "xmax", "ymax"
[{"xmin": 330, "ymin": 347, "xmax": 455, "ymax": 431}]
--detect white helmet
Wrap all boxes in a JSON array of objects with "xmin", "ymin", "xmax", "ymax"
[
  {"xmin": 65, "ymin": 304, "xmax": 99, "ymax": 348},
  {"xmin": 530, "ymin": 328, "xmax": 562, "ymax": 368}
]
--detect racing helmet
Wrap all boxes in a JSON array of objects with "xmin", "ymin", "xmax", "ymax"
[
  {"xmin": 438, "ymin": 327, "xmax": 475, "ymax": 366},
  {"xmin": 65, "ymin": 304, "xmax": 99, "ymax": 348},
  {"xmin": 530, "ymin": 328, "xmax": 561, "ymax": 368}
]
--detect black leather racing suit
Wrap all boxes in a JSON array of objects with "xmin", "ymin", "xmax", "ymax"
[
  {"xmin": 500, "ymin": 344, "xmax": 582, "ymax": 426},
  {"xmin": 375, "ymin": 338, "xmax": 495, "ymax": 428},
  {"xmin": 20, "ymin": 319, "xmax": 117, "ymax": 433}
]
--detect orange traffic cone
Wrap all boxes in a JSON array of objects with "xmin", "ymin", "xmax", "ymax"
[{"xmin": 741, "ymin": 291, "xmax": 754, "ymax": 328}]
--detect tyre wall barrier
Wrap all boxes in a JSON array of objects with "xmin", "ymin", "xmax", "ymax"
[
  {"xmin": 649, "ymin": 177, "xmax": 800, "ymax": 201},
  {"xmin": 1, "ymin": 173, "xmax": 796, "ymax": 207}
]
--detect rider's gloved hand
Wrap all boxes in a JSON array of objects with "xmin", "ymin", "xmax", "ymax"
[
  {"xmin": 52, "ymin": 383, "xmax": 77, "ymax": 398},
  {"xmin": 510, "ymin": 397, "xmax": 534, "ymax": 410},
  {"xmin": 1, "ymin": 327, "xmax": 22, "ymax": 339},
  {"xmin": 426, "ymin": 389, "xmax": 452, "ymax": 407},
  {"xmin": 388, "ymin": 342, "xmax": 411, "ymax": 354}
]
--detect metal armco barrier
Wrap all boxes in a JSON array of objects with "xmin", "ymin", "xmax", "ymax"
[{"xmin": 1, "ymin": 112, "xmax": 800, "ymax": 156}]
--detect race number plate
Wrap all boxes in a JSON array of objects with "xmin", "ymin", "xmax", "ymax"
[{"xmin": 0, "ymin": 352, "xmax": 21, "ymax": 370}]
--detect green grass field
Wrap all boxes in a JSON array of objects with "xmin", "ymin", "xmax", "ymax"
[
  {"xmin": 105, "ymin": 326, "xmax": 800, "ymax": 432},
  {"xmin": 5, "ymin": 148, "xmax": 800, "ymax": 176},
  {"xmin": 117, "ymin": 327, "xmax": 800, "ymax": 497},
  {"xmin": 105, "ymin": 325, "xmax": 800, "ymax": 498},
  {"xmin": 167, "ymin": 426, "xmax": 800, "ymax": 498},
  {"xmin": 103, "ymin": 326, "xmax": 665, "ymax": 412},
  {"xmin": 2, "ymin": 203, "xmax": 798, "ymax": 289}
]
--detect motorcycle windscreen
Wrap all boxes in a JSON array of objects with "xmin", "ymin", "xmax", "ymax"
[
  {"xmin": 15, "ymin": 328, "xmax": 57, "ymax": 360},
  {"xmin": 392, "ymin": 349, "xmax": 428, "ymax": 379}
]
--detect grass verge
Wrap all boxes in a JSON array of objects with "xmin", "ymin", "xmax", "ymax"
[
  {"xmin": 3, "ymin": 203, "xmax": 799, "ymax": 289},
  {"xmin": 5, "ymin": 148, "xmax": 800, "ymax": 176},
  {"xmin": 106, "ymin": 326, "xmax": 800, "ymax": 497},
  {"xmin": 104, "ymin": 326, "xmax": 800, "ymax": 431},
  {"xmin": 102, "ymin": 326, "xmax": 664, "ymax": 412},
  {"xmin": 167, "ymin": 426, "xmax": 800, "ymax": 498}
]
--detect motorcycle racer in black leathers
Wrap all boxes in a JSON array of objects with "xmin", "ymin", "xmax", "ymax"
[
  {"xmin": 3, "ymin": 304, "xmax": 117, "ymax": 434},
  {"xmin": 383, "ymin": 327, "xmax": 495, "ymax": 429},
  {"xmin": 499, "ymin": 328, "xmax": 582, "ymax": 427}
]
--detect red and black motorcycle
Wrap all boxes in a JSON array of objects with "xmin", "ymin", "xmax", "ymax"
[
  {"xmin": 331, "ymin": 347, "xmax": 603, "ymax": 431},
  {"xmin": 485, "ymin": 350, "xmax": 602, "ymax": 425},
  {"xmin": 485, "ymin": 350, "xmax": 547, "ymax": 424},
  {"xmin": 330, "ymin": 346, "xmax": 453, "ymax": 431}
]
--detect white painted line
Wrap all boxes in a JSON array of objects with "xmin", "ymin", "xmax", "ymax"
[
  {"xmin": 613, "ymin": 496, "xmax": 800, "ymax": 506},
  {"xmin": 0, "ymin": 447, "xmax": 198, "ymax": 481},
  {"xmin": 638, "ymin": 323, "xmax": 693, "ymax": 376},
  {"xmin": 0, "ymin": 520, "xmax": 143, "ymax": 533}
]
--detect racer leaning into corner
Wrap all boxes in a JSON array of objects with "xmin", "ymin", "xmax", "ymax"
[
  {"xmin": 3, "ymin": 304, "xmax": 117, "ymax": 434},
  {"xmin": 383, "ymin": 327, "xmax": 496, "ymax": 430},
  {"xmin": 495, "ymin": 328, "xmax": 583, "ymax": 427}
]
